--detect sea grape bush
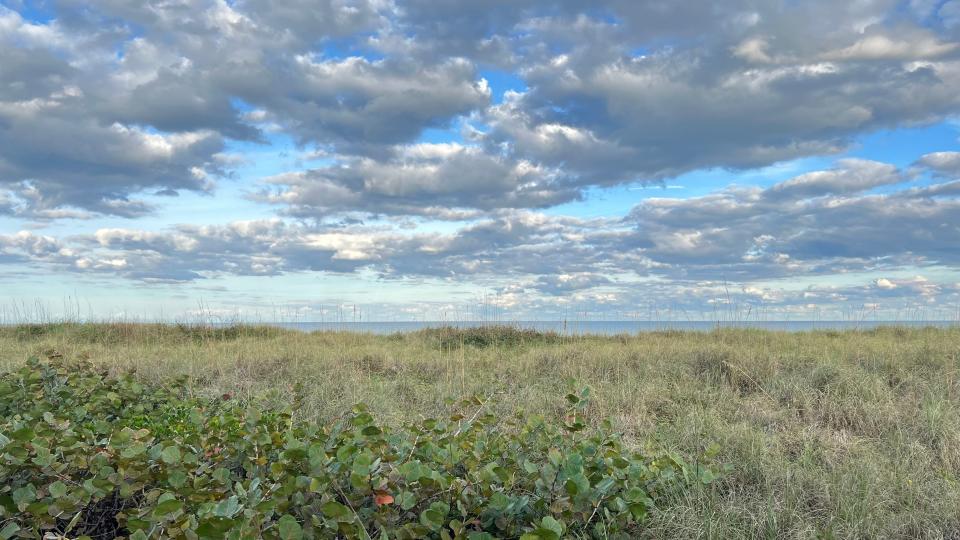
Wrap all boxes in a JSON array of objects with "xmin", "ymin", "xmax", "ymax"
[{"xmin": 0, "ymin": 359, "xmax": 719, "ymax": 539}]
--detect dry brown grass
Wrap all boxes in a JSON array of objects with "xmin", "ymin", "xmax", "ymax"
[{"xmin": 2, "ymin": 323, "xmax": 959, "ymax": 538}]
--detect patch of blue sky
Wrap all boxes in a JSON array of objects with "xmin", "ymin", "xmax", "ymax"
[
  {"xmin": 848, "ymin": 121, "xmax": 958, "ymax": 167},
  {"xmin": 137, "ymin": 133, "xmax": 330, "ymax": 226},
  {"xmin": 6, "ymin": 0, "xmax": 54, "ymax": 24},
  {"xmin": 894, "ymin": 0, "xmax": 953, "ymax": 25},
  {"xmin": 0, "ymin": 216, "xmax": 25, "ymax": 232},
  {"xmin": 848, "ymin": 121, "xmax": 959, "ymax": 195},
  {"xmin": 2, "ymin": 268, "xmax": 491, "ymax": 322},
  {"xmin": 227, "ymin": 131, "xmax": 334, "ymax": 172},
  {"xmin": 418, "ymin": 127, "xmax": 463, "ymax": 145},
  {"xmin": 0, "ymin": 268, "xmax": 175, "ymax": 321},
  {"xmin": 478, "ymin": 69, "xmax": 527, "ymax": 103},
  {"xmin": 229, "ymin": 97, "xmax": 256, "ymax": 113},
  {"xmin": 320, "ymin": 36, "xmax": 385, "ymax": 62}
]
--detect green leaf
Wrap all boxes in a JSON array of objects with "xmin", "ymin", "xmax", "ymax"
[
  {"xmin": 213, "ymin": 467, "xmax": 231, "ymax": 484},
  {"xmin": 629, "ymin": 501, "xmax": 647, "ymax": 521},
  {"xmin": 160, "ymin": 445, "xmax": 181, "ymax": 464},
  {"xmin": 353, "ymin": 452, "xmax": 373, "ymax": 476},
  {"xmin": 625, "ymin": 487, "xmax": 646, "ymax": 502},
  {"xmin": 168, "ymin": 469, "xmax": 188, "ymax": 488},
  {"xmin": 12, "ymin": 485, "xmax": 36, "ymax": 507},
  {"xmin": 699, "ymin": 467, "xmax": 718, "ymax": 484},
  {"xmin": 10, "ymin": 427, "xmax": 34, "ymax": 442},
  {"xmin": 48, "ymin": 480, "xmax": 67, "ymax": 499},
  {"xmin": 0, "ymin": 522, "xmax": 21, "ymax": 540},
  {"xmin": 541, "ymin": 516, "xmax": 564, "ymax": 536},
  {"xmin": 548, "ymin": 448, "xmax": 561, "ymax": 467},
  {"xmin": 213, "ymin": 496, "xmax": 241, "ymax": 518},
  {"xmin": 196, "ymin": 517, "xmax": 236, "ymax": 538},
  {"xmin": 397, "ymin": 491, "xmax": 417, "ymax": 511},
  {"xmin": 121, "ymin": 443, "xmax": 147, "ymax": 458},
  {"xmin": 420, "ymin": 502, "xmax": 449, "ymax": 531},
  {"xmin": 320, "ymin": 500, "xmax": 350, "ymax": 519},
  {"xmin": 277, "ymin": 514, "xmax": 303, "ymax": 540},
  {"xmin": 420, "ymin": 508, "xmax": 445, "ymax": 530},
  {"xmin": 153, "ymin": 498, "xmax": 184, "ymax": 517}
]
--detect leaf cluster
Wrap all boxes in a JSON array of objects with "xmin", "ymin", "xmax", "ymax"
[{"xmin": 0, "ymin": 359, "xmax": 719, "ymax": 539}]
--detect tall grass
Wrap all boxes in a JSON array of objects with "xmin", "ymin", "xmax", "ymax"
[{"xmin": 2, "ymin": 323, "xmax": 959, "ymax": 538}]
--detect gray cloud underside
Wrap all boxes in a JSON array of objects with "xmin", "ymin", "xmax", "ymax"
[
  {"xmin": 4, "ymin": 1, "xmax": 960, "ymax": 216},
  {"xmin": 4, "ymin": 156, "xmax": 959, "ymax": 311}
]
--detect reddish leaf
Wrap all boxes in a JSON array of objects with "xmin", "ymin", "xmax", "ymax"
[{"xmin": 374, "ymin": 491, "xmax": 394, "ymax": 506}]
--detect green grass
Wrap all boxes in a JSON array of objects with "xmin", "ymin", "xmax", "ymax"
[{"xmin": 2, "ymin": 323, "xmax": 959, "ymax": 538}]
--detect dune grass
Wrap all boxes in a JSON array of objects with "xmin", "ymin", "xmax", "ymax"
[{"xmin": 2, "ymin": 323, "xmax": 959, "ymax": 539}]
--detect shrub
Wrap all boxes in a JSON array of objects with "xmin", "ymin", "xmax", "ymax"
[
  {"xmin": 416, "ymin": 326, "xmax": 567, "ymax": 349},
  {"xmin": 2, "ymin": 323, "xmax": 287, "ymax": 346},
  {"xmin": 0, "ymin": 359, "xmax": 718, "ymax": 539}
]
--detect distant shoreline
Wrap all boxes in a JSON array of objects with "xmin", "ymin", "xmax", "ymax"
[
  {"xmin": 227, "ymin": 319, "xmax": 960, "ymax": 334},
  {"xmin": 3, "ymin": 319, "xmax": 959, "ymax": 335}
]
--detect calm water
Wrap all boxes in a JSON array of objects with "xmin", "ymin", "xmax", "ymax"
[{"xmin": 266, "ymin": 320, "xmax": 959, "ymax": 335}]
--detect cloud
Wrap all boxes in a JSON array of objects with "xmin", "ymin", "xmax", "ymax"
[
  {"xmin": 915, "ymin": 151, "xmax": 960, "ymax": 178},
  {"xmin": 1, "ymin": 2, "xmax": 487, "ymax": 216},
  {"xmin": 0, "ymin": 210, "xmax": 619, "ymax": 284},
  {"xmin": 252, "ymin": 56, "xmax": 489, "ymax": 152},
  {"xmin": 766, "ymin": 159, "xmax": 902, "ymax": 200},
  {"xmin": 624, "ymin": 159, "xmax": 960, "ymax": 280},
  {"xmin": 236, "ymin": 0, "xmax": 384, "ymax": 43},
  {"xmin": 875, "ymin": 277, "xmax": 898, "ymax": 290},
  {"xmin": 821, "ymin": 30, "xmax": 960, "ymax": 61},
  {"xmin": 481, "ymin": 51, "xmax": 960, "ymax": 188},
  {"xmin": 256, "ymin": 142, "xmax": 576, "ymax": 218},
  {"xmin": 4, "ymin": 1, "xmax": 960, "ymax": 219},
  {"xmin": 0, "ymin": 7, "xmax": 226, "ymax": 216},
  {"xmin": 533, "ymin": 273, "xmax": 613, "ymax": 295},
  {"xmin": 5, "ymin": 153, "xmax": 960, "ymax": 319},
  {"xmin": 2, "ymin": 0, "xmax": 960, "ymax": 318},
  {"xmin": 3, "ymin": 158, "xmax": 958, "ymax": 288}
]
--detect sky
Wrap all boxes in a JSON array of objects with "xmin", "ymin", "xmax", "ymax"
[{"xmin": 2, "ymin": 0, "xmax": 960, "ymax": 322}]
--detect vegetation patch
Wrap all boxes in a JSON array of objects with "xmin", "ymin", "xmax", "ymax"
[
  {"xmin": 414, "ymin": 326, "xmax": 569, "ymax": 349},
  {"xmin": 0, "ymin": 359, "xmax": 717, "ymax": 539},
  {"xmin": 3, "ymin": 323, "xmax": 287, "ymax": 346}
]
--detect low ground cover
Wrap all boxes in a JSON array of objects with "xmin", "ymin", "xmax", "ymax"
[{"xmin": 1, "ymin": 324, "xmax": 959, "ymax": 538}]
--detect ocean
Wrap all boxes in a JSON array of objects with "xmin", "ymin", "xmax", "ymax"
[{"xmin": 265, "ymin": 320, "xmax": 959, "ymax": 335}]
